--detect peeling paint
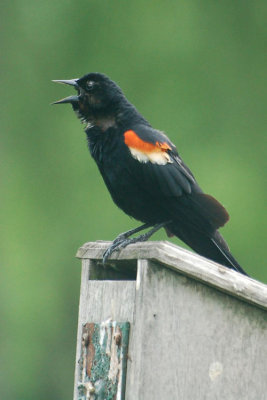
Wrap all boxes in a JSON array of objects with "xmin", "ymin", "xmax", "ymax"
[
  {"xmin": 108, "ymin": 325, "xmax": 120, "ymax": 383},
  {"xmin": 99, "ymin": 317, "xmax": 112, "ymax": 347},
  {"xmin": 78, "ymin": 321, "xmax": 130, "ymax": 400}
]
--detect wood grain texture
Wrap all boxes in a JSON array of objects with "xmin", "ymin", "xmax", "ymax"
[
  {"xmin": 76, "ymin": 241, "xmax": 267, "ymax": 310},
  {"xmin": 126, "ymin": 260, "xmax": 267, "ymax": 400}
]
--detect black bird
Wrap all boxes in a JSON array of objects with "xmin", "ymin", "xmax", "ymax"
[{"xmin": 53, "ymin": 72, "xmax": 247, "ymax": 274}]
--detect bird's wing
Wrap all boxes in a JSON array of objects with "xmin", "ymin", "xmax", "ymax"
[
  {"xmin": 123, "ymin": 125, "xmax": 229, "ymax": 230},
  {"xmin": 123, "ymin": 126, "xmax": 197, "ymax": 194}
]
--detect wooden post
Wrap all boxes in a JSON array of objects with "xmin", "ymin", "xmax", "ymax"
[{"xmin": 74, "ymin": 241, "xmax": 267, "ymax": 400}]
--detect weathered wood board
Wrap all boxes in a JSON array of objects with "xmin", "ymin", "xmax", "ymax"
[{"xmin": 74, "ymin": 241, "xmax": 267, "ymax": 400}]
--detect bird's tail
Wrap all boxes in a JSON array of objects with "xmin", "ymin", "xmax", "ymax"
[
  {"xmin": 210, "ymin": 232, "xmax": 248, "ymax": 275},
  {"xmin": 169, "ymin": 225, "xmax": 248, "ymax": 275}
]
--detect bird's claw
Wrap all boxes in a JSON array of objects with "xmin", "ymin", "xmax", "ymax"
[
  {"xmin": 103, "ymin": 234, "xmax": 148, "ymax": 264},
  {"xmin": 103, "ymin": 222, "xmax": 169, "ymax": 264},
  {"xmin": 103, "ymin": 246, "xmax": 115, "ymax": 265},
  {"xmin": 102, "ymin": 240, "xmax": 123, "ymax": 265}
]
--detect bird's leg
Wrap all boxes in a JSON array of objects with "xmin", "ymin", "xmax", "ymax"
[
  {"xmin": 103, "ymin": 223, "xmax": 151, "ymax": 264},
  {"xmin": 110, "ymin": 223, "xmax": 152, "ymax": 247},
  {"xmin": 103, "ymin": 221, "xmax": 169, "ymax": 264},
  {"xmin": 115, "ymin": 221, "xmax": 168, "ymax": 248}
]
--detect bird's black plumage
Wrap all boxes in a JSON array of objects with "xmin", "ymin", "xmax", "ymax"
[{"xmin": 53, "ymin": 72, "xmax": 247, "ymax": 275}]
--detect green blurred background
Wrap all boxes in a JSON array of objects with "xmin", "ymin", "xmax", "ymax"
[{"xmin": 1, "ymin": 1, "xmax": 266, "ymax": 398}]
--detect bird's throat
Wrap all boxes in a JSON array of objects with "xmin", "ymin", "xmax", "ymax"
[{"xmin": 89, "ymin": 116, "xmax": 117, "ymax": 131}]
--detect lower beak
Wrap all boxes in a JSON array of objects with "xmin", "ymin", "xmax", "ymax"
[
  {"xmin": 52, "ymin": 79, "xmax": 80, "ymax": 105},
  {"xmin": 52, "ymin": 95, "xmax": 80, "ymax": 105}
]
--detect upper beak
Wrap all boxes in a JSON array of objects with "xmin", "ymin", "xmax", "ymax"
[
  {"xmin": 52, "ymin": 79, "xmax": 79, "ymax": 87},
  {"xmin": 52, "ymin": 79, "xmax": 80, "ymax": 104}
]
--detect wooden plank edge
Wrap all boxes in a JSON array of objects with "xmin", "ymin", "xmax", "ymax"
[{"xmin": 76, "ymin": 241, "xmax": 267, "ymax": 310}]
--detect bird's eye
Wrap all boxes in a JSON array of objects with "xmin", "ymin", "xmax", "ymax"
[{"xmin": 86, "ymin": 81, "xmax": 94, "ymax": 91}]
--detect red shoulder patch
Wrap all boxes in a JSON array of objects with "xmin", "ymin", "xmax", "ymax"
[{"xmin": 124, "ymin": 130, "xmax": 171, "ymax": 153}]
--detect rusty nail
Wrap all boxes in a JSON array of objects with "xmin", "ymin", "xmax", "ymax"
[
  {"xmin": 80, "ymin": 381, "xmax": 95, "ymax": 394},
  {"xmin": 87, "ymin": 382, "xmax": 95, "ymax": 394},
  {"xmin": 82, "ymin": 332, "xmax": 90, "ymax": 347},
  {"xmin": 114, "ymin": 332, "xmax": 122, "ymax": 345}
]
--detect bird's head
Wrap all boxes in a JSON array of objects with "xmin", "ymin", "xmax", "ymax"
[{"xmin": 52, "ymin": 72, "xmax": 124, "ymax": 123}]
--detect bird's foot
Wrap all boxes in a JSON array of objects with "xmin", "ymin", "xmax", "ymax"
[
  {"xmin": 102, "ymin": 223, "xmax": 151, "ymax": 264},
  {"xmin": 102, "ymin": 221, "xmax": 170, "ymax": 265}
]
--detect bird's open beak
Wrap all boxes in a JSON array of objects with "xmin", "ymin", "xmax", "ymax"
[{"xmin": 52, "ymin": 79, "xmax": 80, "ymax": 104}]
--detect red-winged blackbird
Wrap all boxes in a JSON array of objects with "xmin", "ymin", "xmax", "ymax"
[{"xmin": 53, "ymin": 72, "xmax": 247, "ymax": 274}]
